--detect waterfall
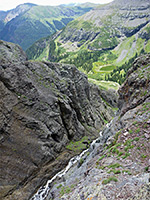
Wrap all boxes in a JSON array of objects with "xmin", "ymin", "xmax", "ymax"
[{"xmin": 30, "ymin": 129, "xmax": 107, "ymax": 200}]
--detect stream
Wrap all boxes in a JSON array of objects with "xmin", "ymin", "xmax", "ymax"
[{"xmin": 30, "ymin": 121, "xmax": 112, "ymax": 200}]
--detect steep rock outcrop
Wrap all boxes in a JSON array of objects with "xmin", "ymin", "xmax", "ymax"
[
  {"xmin": 0, "ymin": 40, "xmax": 113, "ymax": 200},
  {"xmin": 118, "ymin": 54, "xmax": 150, "ymax": 116}
]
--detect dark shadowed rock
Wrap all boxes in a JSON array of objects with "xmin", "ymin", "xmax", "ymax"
[{"xmin": 100, "ymin": 88, "xmax": 118, "ymax": 108}]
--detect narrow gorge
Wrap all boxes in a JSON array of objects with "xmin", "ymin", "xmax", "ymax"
[
  {"xmin": 31, "ymin": 53, "xmax": 150, "ymax": 200},
  {"xmin": 0, "ymin": 40, "xmax": 115, "ymax": 200}
]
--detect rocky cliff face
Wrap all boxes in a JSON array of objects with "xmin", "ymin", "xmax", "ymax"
[
  {"xmin": 0, "ymin": 40, "xmax": 114, "ymax": 200},
  {"xmin": 118, "ymin": 54, "xmax": 150, "ymax": 116},
  {"xmin": 45, "ymin": 54, "xmax": 150, "ymax": 200}
]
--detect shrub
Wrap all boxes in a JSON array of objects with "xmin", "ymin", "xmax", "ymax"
[
  {"xmin": 141, "ymin": 154, "xmax": 147, "ymax": 159},
  {"xmin": 134, "ymin": 137, "xmax": 140, "ymax": 141}
]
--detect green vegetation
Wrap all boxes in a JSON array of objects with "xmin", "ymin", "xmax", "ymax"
[
  {"xmin": 97, "ymin": 155, "xmax": 105, "ymax": 161},
  {"xmin": 122, "ymin": 170, "xmax": 132, "ymax": 175},
  {"xmin": 108, "ymin": 169, "xmax": 121, "ymax": 174},
  {"xmin": 1, "ymin": 5, "xmax": 95, "ymax": 50},
  {"xmin": 59, "ymin": 184, "xmax": 76, "ymax": 196},
  {"xmin": 141, "ymin": 154, "xmax": 147, "ymax": 159},
  {"xmin": 134, "ymin": 137, "xmax": 140, "ymax": 141},
  {"xmin": 135, "ymin": 128, "xmax": 140, "ymax": 133},
  {"xmin": 124, "ymin": 144, "xmax": 134, "ymax": 152},
  {"xmin": 27, "ymin": 31, "xmax": 149, "ymax": 90},
  {"xmin": 57, "ymin": 184, "xmax": 63, "ymax": 189},
  {"xmin": 117, "ymin": 151, "xmax": 123, "ymax": 157},
  {"xmin": 60, "ymin": 186, "xmax": 72, "ymax": 196},
  {"xmin": 145, "ymin": 166, "xmax": 149, "ymax": 172},
  {"xmin": 133, "ymin": 121, "xmax": 138, "ymax": 125},
  {"xmin": 79, "ymin": 158, "xmax": 84, "ymax": 167},
  {"xmin": 124, "ymin": 139, "xmax": 132, "ymax": 146},
  {"xmin": 104, "ymin": 53, "xmax": 139, "ymax": 84},
  {"xmin": 102, "ymin": 176, "xmax": 118, "ymax": 184},
  {"xmin": 66, "ymin": 136, "xmax": 90, "ymax": 152},
  {"xmin": 129, "ymin": 129, "xmax": 133, "ymax": 134},
  {"xmin": 107, "ymin": 163, "xmax": 122, "ymax": 169},
  {"xmin": 88, "ymin": 79, "xmax": 120, "ymax": 91},
  {"xmin": 26, "ymin": 4, "xmax": 150, "ymax": 90},
  {"xmin": 122, "ymin": 152, "xmax": 130, "ymax": 159},
  {"xmin": 106, "ymin": 131, "xmax": 122, "ymax": 149}
]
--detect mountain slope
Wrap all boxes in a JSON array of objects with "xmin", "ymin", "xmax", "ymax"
[
  {"xmin": 26, "ymin": 0, "xmax": 150, "ymax": 87},
  {"xmin": 0, "ymin": 3, "xmax": 97, "ymax": 50},
  {"xmin": 0, "ymin": 40, "xmax": 114, "ymax": 200},
  {"xmin": 3, "ymin": 3, "xmax": 36, "ymax": 23},
  {"xmin": 37, "ymin": 53, "xmax": 150, "ymax": 200}
]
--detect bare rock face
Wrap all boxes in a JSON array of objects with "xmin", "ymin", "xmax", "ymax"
[
  {"xmin": 0, "ymin": 40, "xmax": 114, "ymax": 199},
  {"xmin": 100, "ymin": 88, "xmax": 118, "ymax": 108},
  {"xmin": 118, "ymin": 53, "xmax": 150, "ymax": 116},
  {"xmin": 0, "ymin": 40, "xmax": 27, "ymax": 64}
]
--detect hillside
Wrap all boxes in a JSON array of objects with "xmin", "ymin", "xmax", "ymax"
[
  {"xmin": 26, "ymin": 0, "xmax": 150, "ymax": 89},
  {"xmin": 0, "ymin": 41, "xmax": 149, "ymax": 200},
  {"xmin": 0, "ymin": 3, "xmax": 97, "ymax": 50},
  {"xmin": 0, "ymin": 40, "xmax": 114, "ymax": 200},
  {"xmin": 32, "ymin": 53, "xmax": 150, "ymax": 200}
]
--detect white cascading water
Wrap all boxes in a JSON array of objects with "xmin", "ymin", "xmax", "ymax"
[{"xmin": 30, "ymin": 121, "xmax": 113, "ymax": 200}]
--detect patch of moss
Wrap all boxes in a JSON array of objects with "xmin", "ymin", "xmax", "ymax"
[
  {"xmin": 107, "ymin": 169, "xmax": 121, "ymax": 174},
  {"xmin": 66, "ymin": 136, "xmax": 90, "ymax": 152},
  {"xmin": 102, "ymin": 176, "xmax": 118, "ymax": 184},
  {"xmin": 129, "ymin": 129, "xmax": 133, "ymax": 134},
  {"xmin": 97, "ymin": 155, "xmax": 105, "ymax": 161},
  {"xmin": 134, "ymin": 137, "xmax": 140, "ymax": 141},
  {"xmin": 141, "ymin": 154, "xmax": 147, "ymax": 159},
  {"xmin": 122, "ymin": 152, "xmax": 130, "ymax": 159},
  {"xmin": 135, "ymin": 128, "xmax": 141, "ymax": 133},
  {"xmin": 122, "ymin": 170, "xmax": 132, "ymax": 175},
  {"xmin": 107, "ymin": 163, "xmax": 122, "ymax": 169}
]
